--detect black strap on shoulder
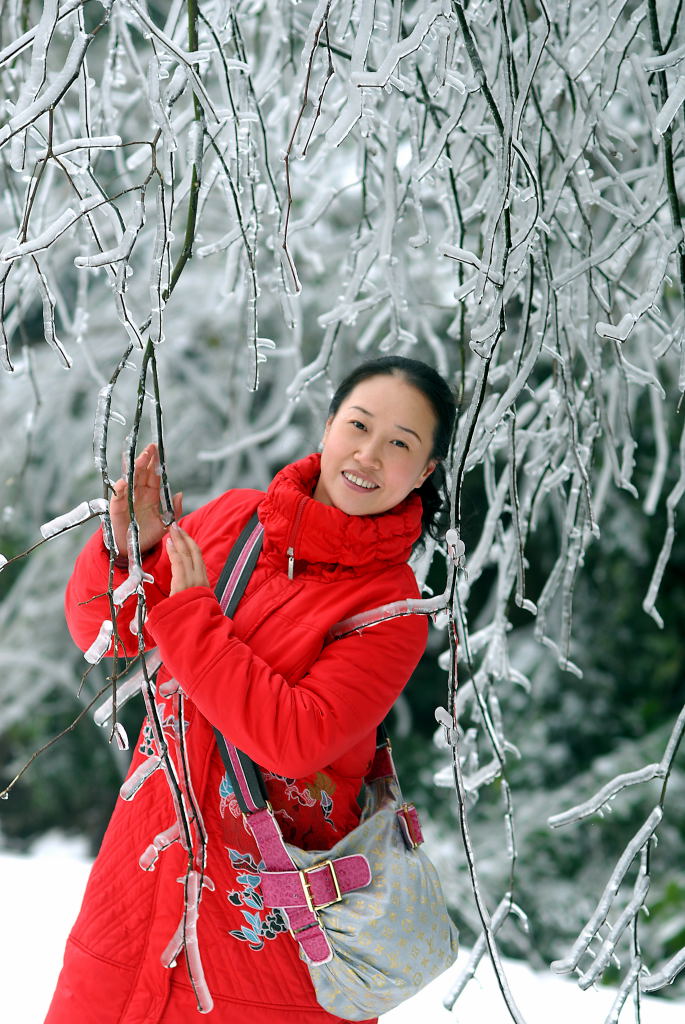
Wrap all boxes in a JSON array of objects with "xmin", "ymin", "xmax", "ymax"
[
  {"xmin": 212, "ymin": 512, "xmax": 269, "ymax": 813},
  {"xmin": 214, "ymin": 511, "xmax": 262, "ymax": 617}
]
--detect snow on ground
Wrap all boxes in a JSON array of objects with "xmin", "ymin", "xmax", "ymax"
[{"xmin": 2, "ymin": 834, "xmax": 684, "ymax": 1024}]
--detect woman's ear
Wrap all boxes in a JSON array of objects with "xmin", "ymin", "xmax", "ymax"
[
  {"xmin": 414, "ymin": 458, "xmax": 438, "ymax": 488},
  {"xmin": 320, "ymin": 417, "xmax": 333, "ymax": 449}
]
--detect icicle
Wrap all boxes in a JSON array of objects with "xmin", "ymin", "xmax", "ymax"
[
  {"xmin": 120, "ymin": 755, "xmax": 162, "ymax": 800},
  {"xmin": 40, "ymin": 498, "xmax": 108, "ymax": 539},
  {"xmin": 94, "ymin": 651, "xmax": 162, "ymax": 727},
  {"xmin": 653, "ymin": 75, "xmax": 685, "ymax": 140},
  {"xmin": 139, "ymin": 822, "xmax": 181, "ymax": 870},
  {"xmin": 2, "ymin": 209, "xmax": 77, "ymax": 262},
  {"xmin": 34, "ymin": 264, "xmax": 71, "ymax": 368},
  {"xmin": 84, "ymin": 620, "xmax": 114, "ymax": 664},
  {"xmin": 112, "ymin": 567, "xmax": 153, "ymax": 607},
  {"xmin": 112, "ymin": 723, "xmax": 129, "ymax": 751}
]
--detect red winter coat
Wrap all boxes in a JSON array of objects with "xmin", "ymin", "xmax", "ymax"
[{"xmin": 46, "ymin": 453, "xmax": 428, "ymax": 1024}]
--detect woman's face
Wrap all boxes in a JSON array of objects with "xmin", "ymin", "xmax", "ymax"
[{"xmin": 313, "ymin": 374, "xmax": 438, "ymax": 516}]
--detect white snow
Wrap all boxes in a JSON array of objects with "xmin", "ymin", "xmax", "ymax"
[{"xmin": 2, "ymin": 835, "xmax": 684, "ymax": 1024}]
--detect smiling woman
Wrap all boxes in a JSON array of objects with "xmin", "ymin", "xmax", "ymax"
[{"xmin": 46, "ymin": 356, "xmax": 457, "ymax": 1024}]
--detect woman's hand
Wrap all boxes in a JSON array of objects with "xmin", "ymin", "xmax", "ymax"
[
  {"xmin": 166, "ymin": 524, "xmax": 210, "ymax": 595},
  {"xmin": 110, "ymin": 443, "xmax": 182, "ymax": 558}
]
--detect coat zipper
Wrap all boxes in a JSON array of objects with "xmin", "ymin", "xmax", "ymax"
[{"xmin": 286, "ymin": 495, "xmax": 307, "ymax": 580}]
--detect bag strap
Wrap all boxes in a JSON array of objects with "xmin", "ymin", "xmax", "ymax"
[{"xmin": 212, "ymin": 512, "xmax": 269, "ymax": 813}]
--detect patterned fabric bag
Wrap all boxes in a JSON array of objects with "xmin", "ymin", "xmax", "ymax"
[{"xmin": 281, "ymin": 750, "xmax": 459, "ymax": 1019}]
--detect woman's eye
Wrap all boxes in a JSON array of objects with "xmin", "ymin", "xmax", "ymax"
[
  {"xmin": 391, "ymin": 439, "xmax": 409, "ymax": 449},
  {"xmin": 351, "ymin": 420, "xmax": 366, "ymax": 430}
]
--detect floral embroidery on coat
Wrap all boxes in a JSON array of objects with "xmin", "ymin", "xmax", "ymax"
[
  {"xmin": 263, "ymin": 769, "xmax": 337, "ymax": 828},
  {"xmin": 225, "ymin": 848, "xmax": 288, "ymax": 950},
  {"xmin": 218, "ymin": 774, "xmax": 287, "ymax": 951}
]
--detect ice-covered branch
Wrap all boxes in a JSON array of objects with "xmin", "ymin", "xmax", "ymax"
[{"xmin": 548, "ymin": 764, "xmax": 665, "ymax": 829}]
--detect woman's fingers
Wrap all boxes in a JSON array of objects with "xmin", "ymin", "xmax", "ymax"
[{"xmin": 167, "ymin": 526, "xmax": 209, "ymax": 595}]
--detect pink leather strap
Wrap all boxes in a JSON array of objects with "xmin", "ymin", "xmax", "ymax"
[
  {"xmin": 397, "ymin": 803, "xmax": 424, "ymax": 848},
  {"xmin": 366, "ymin": 742, "xmax": 396, "ymax": 782},
  {"xmin": 245, "ymin": 807, "xmax": 333, "ymax": 964},
  {"xmin": 260, "ymin": 854, "xmax": 371, "ymax": 910}
]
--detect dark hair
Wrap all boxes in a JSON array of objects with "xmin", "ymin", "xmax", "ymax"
[{"xmin": 328, "ymin": 356, "xmax": 457, "ymax": 542}]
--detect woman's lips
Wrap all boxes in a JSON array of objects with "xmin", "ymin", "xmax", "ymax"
[{"xmin": 341, "ymin": 470, "xmax": 379, "ymax": 492}]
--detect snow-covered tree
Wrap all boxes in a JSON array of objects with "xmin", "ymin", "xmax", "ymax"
[{"xmin": 1, "ymin": 0, "xmax": 684, "ymax": 1018}]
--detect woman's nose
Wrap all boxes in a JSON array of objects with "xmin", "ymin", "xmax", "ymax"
[{"xmin": 355, "ymin": 439, "xmax": 382, "ymax": 467}]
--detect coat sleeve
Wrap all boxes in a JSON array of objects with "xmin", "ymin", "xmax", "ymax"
[
  {"xmin": 64, "ymin": 528, "xmax": 172, "ymax": 658},
  {"xmin": 145, "ymin": 587, "xmax": 428, "ymax": 778},
  {"xmin": 63, "ymin": 494, "xmax": 231, "ymax": 656}
]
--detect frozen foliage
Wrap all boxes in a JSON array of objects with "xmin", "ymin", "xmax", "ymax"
[{"xmin": 1, "ymin": 0, "xmax": 684, "ymax": 1019}]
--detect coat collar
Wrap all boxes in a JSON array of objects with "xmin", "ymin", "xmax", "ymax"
[{"xmin": 258, "ymin": 453, "xmax": 423, "ymax": 575}]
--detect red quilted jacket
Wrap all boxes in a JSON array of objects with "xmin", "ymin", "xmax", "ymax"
[{"xmin": 45, "ymin": 453, "xmax": 428, "ymax": 1024}]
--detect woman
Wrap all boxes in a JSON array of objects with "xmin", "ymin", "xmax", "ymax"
[{"xmin": 46, "ymin": 356, "xmax": 456, "ymax": 1024}]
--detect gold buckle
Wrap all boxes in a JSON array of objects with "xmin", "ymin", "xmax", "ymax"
[{"xmin": 299, "ymin": 859, "xmax": 342, "ymax": 914}]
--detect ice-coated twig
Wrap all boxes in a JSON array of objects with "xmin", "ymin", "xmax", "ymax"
[
  {"xmin": 0, "ymin": 30, "xmax": 92, "ymax": 148},
  {"xmin": 161, "ymin": 871, "xmax": 214, "ymax": 1013},
  {"xmin": 328, "ymin": 593, "xmax": 449, "ymax": 639},
  {"xmin": 551, "ymin": 807, "xmax": 663, "ymax": 974},
  {"xmin": 643, "ymin": 417, "xmax": 685, "ymax": 627},
  {"xmin": 640, "ymin": 946, "xmax": 685, "ymax": 993},
  {"xmin": 443, "ymin": 894, "xmax": 528, "ymax": 1010},
  {"xmin": 139, "ymin": 822, "xmax": 181, "ymax": 871},
  {"xmin": 119, "ymin": 754, "xmax": 162, "ymax": 801},
  {"xmin": 40, "ymin": 498, "xmax": 108, "ymax": 539},
  {"xmin": 93, "ymin": 650, "xmax": 163, "ymax": 727},
  {"xmin": 84, "ymin": 619, "xmax": 113, "ymax": 664},
  {"xmin": 548, "ymin": 764, "xmax": 665, "ymax": 829},
  {"xmin": 577, "ymin": 872, "xmax": 650, "ymax": 989},
  {"xmin": 605, "ymin": 956, "xmax": 643, "ymax": 1023}
]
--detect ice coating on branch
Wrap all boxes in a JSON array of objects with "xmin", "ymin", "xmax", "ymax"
[
  {"xmin": 653, "ymin": 75, "xmax": 685, "ymax": 139},
  {"xmin": 139, "ymin": 822, "xmax": 181, "ymax": 870},
  {"xmin": 112, "ymin": 722, "xmax": 129, "ymax": 751},
  {"xmin": 40, "ymin": 498, "xmax": 109, "ymax": 538},
  {"xmin": 36, "ymin": 135, "xmax": 122, "ymax": 159},
  {"xmin": 84, "ymin": 619, "xmax": 113, "ymax": 664},
  {"xmin": 75, "ymin": 193, "xmax": 145, "ymax": 268},
  {"xmin": 0, "ymin": 31, "xmax": 91, "ymax": 148},
  {"xmin": 551, "ymin": 807, "xmax": 663, "ymax": 975},
  {"xmin": 112, "ymin": 567, "xmax": 152, "ymax": 606},
  {"xmin": 94, "ymin": 651, "xmax": 162, "ymax": 727},
  {"xmin": 2, "ymin": 210, "xmax": 77, "ymax": 261},
  {"xmin": 120, "ymin": 755, "xmax": 162, "ymax": 801},
  {"xmin": 161, "ymin": 872, "xmax": 214, "ymax": 1013},
  {"xmin": 641, "ymin": 946, "xmax": 685, "ymax": 992}
]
